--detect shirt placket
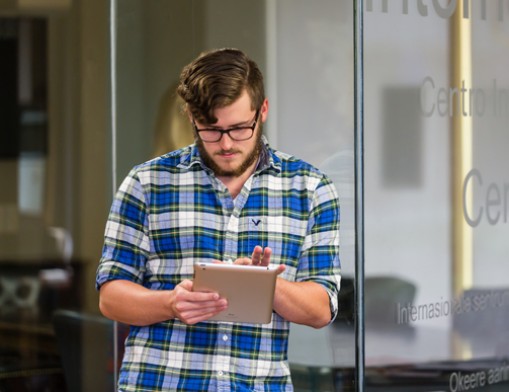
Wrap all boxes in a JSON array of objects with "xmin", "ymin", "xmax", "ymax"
[
  {"xmin": 216, "ymin": 201, "xmax": 237, "ymax": 389},
  {"xmin": 215, "ymin": 323, "xmax": 234, "ymax": 391},
  {"xmin": 222, "ymin": 176, "xmax": 253, "ymax": 263},
  {"xmin": 214, "ymin": 177, "xmax": 254, "ymax": 391}
]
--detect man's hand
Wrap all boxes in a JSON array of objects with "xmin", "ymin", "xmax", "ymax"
[
  {"xmin": 233, "ymin": 246, "xmax": 285, "ymax": 275},
  {"xmin": 172, "ymin": 279, "xmax": 227, "ymax": 325}
]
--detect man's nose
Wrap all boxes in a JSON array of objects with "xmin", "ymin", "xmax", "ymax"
[{"xmin": 218, "ymin": 132, "xmax": 234, "ymax": 149}]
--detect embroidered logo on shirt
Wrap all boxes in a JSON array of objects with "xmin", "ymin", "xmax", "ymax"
[{"xmin": 252, "ymin": 219, "xmax": 262, "ymax": 226}]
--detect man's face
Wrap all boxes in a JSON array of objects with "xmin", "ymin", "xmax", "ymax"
[{"xmin": 194, "ymin": 90, "xmax": 268, "ymax": 178}]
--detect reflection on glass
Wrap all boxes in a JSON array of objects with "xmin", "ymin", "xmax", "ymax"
[
  {"xmin": 152, "ymin": 84, "xmax": 194, "ymax": 158},
  {"xmin": 0, "ymin": 15, "xmax": 70, "ymax": 391},
  {"xmin": 364, "ymin": 2, "xmax": 509, "ymax": 390},
  {"xmin": 0, "ymin": 3, "xmax": 113, "ymax": 390}
]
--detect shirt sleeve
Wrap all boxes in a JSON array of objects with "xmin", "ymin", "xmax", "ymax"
[
  {"xmin": 95, "ymin": 168, "xmax": 151, "ymax": 290},
  {"xmin": 296, "ymin": 174, "xmax": 341, "ymax": 323}
]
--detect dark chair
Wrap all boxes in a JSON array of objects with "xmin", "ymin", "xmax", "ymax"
[
  {"xmin": 364, "ymin": 275, "xmax": 417, "ymax": 326},
  {"xmin": 453, "ymin": 287, "xmax": 509, "ymax": 356},
  {"xmin": 335, "ymin": 276, "xmax": 355, "ymax": 325},
  {"xmin": 335, "ymin": 275, "xmax": 417, "ymax": 327},
  {"xmin": 52, "ymin": 309, "xmax": 118, "ymax": 392}
]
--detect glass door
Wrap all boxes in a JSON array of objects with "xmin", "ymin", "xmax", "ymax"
[
  {"xmin": 363, "ymin": 2, "xmax": 509, "ymax": 390},
  {"xmin": 110, "ymin": 0, "xmax": 355, "ymax": 390}
]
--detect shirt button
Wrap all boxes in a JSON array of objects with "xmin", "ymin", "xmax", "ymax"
[
  {"xmin": 222, "ymin": 334, "xmax": 229, "ymax": 341},
  {"xmin": 218, "ymin": 371, "xmax": 224, "ymax": 376}
]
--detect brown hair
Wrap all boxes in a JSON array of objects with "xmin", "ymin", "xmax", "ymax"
[{"xmin": 177, "ymin": 48, "xmax": 264, "ymax": 124}]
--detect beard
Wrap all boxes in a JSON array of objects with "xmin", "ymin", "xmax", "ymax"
[{"xmin": 196, "ymin": 126, "xmax": 264, "ymax": 178}]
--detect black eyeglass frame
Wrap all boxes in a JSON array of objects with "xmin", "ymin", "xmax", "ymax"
[{"xmin": 192, "ymin": 109, "xmax": 260, "ymax": 143}]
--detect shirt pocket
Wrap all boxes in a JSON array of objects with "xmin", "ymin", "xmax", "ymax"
[{"xmin": 238, "ymin": 216, "xmax": 268, "ymax": 257}]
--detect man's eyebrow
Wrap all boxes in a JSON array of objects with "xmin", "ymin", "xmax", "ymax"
[
  {"xmin": 227, "ymin": 119, "xmax": 252, "ymax": 128},
  {"xmin": 203, "ymin": 118, "xmax": 252, "ymax": 129}
]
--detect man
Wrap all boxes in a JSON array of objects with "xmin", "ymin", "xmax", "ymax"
[{"xmin": 96, "ymin": 48, "xmax": 340, "ymax": 391}]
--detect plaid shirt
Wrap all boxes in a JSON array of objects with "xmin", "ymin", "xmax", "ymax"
[{"xmin": 96, "ymin": 137, "xmax": 341, "ymax": 391}]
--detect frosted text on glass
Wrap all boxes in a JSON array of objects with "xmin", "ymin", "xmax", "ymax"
[
  {"xmin": 463, "ymin": 169, "xmax": 509, "ymax": 227},
  {"xmin": 420, "ymin": 76, "xmax": 509, "ymax": 118},
  {"xmin": 366, "ymin": 0, "xmax": 509, "ymax": 22}
]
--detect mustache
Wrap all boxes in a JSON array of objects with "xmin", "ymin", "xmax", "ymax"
[{"xmin": 216, "ymin": 149, "xmax": 240, "ymax": 155}]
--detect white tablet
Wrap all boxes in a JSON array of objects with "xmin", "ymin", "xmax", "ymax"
[{"xmin": 193, "ymin": 262, "xmax": 279, "ymax": 324}]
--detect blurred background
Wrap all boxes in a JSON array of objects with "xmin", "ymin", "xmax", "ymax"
[{"xmin": 1, "ymin": 0, "xmax": 508, "ymax": 391}]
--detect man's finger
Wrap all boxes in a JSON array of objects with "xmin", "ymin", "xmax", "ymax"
[
  {"xmin": 251, "ymin": 245, "xmax": 263, "ymax": 264},
  {"xmin": 261, "ymin": 247, "xmax": 272, "ymax": 266}
]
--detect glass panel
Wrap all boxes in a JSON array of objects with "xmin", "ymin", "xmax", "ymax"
[
  {"xmin": 111, "ymin": 0, "xmax": 354, "ymax": 390},
  {"xmin": 364, "ymin": 1, "xmax": 509, "ymax": 390},
  {"xmin": 0, "ymin": 1, "xmax": 114, "ymax": 391},
  {"xmin": 274, "ymin": 2, "xmax": 356, "ymax": 391}
]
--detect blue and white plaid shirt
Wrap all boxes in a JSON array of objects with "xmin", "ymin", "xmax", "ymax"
[{"xmin": 96, "ymin": 137, "xmax": 341, "ymax": 391}]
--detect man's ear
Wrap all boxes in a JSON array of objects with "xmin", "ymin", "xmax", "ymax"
[{"xmin": 260, "ymin": 98, "xmax": 269, "ymax": 123}]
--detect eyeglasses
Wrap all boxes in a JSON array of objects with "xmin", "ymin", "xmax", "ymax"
[{"xmin": 193, "ymin": 110, "xmax": 260, "ymax": 143}]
